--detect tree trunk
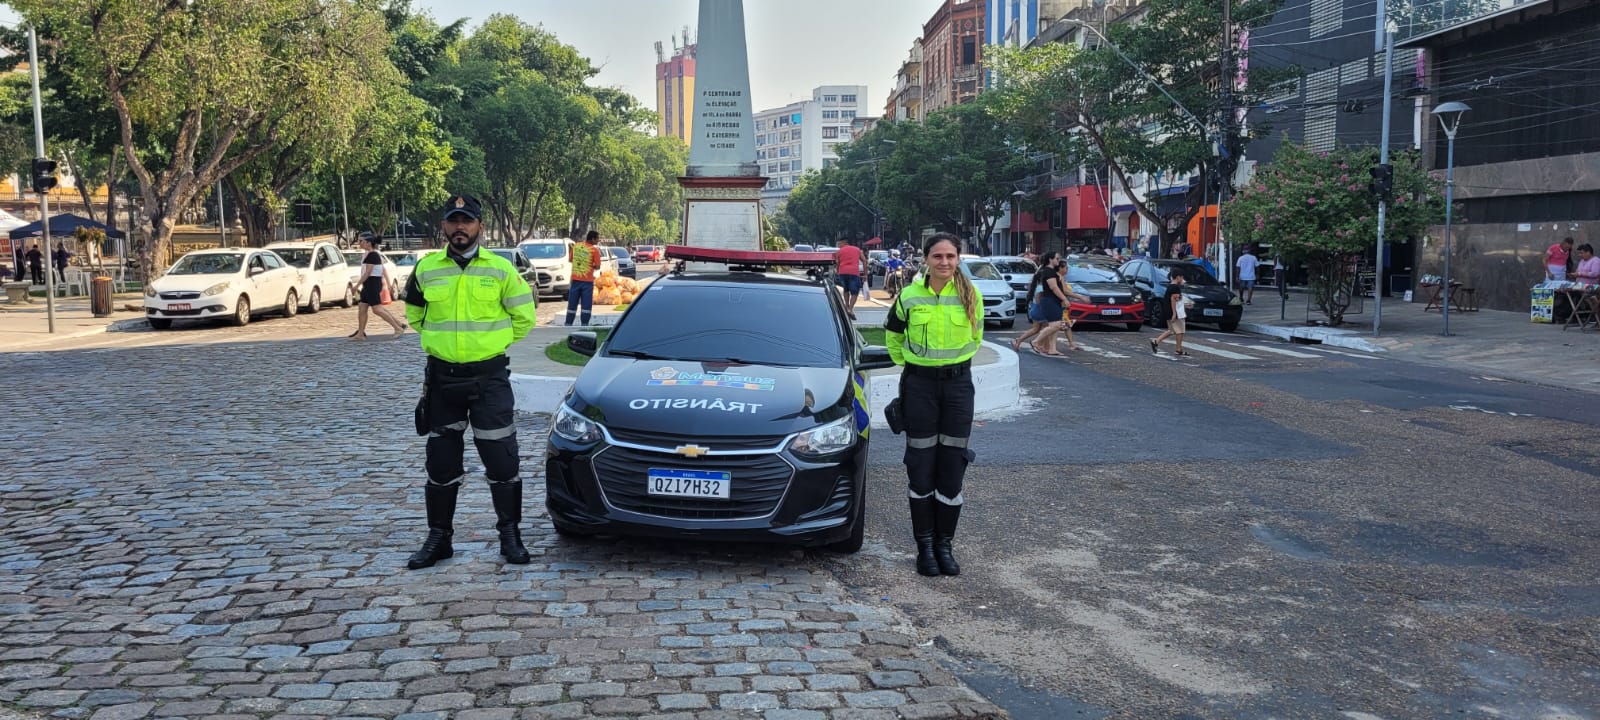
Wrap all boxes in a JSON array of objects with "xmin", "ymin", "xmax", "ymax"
[{"xmin": 63, "ymin": 148, "xmax": 99, "ymax": 224}]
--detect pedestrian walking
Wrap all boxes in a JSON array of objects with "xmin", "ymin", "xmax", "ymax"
[
  {"xmin": 884, "ymin": 232, "xmax": 982, "ymax": 577},
  {"xmin": 52, "ymin": 245, "xmax": 71, "ymax": 285},
  {"xmin": 1547, "ymin": 237, "xmax": 1574, "ymax": 281},
  {"xmin": 349, "ymin": 233, "xmax": 407, "ymax": 340},
  {"xmin": 1149, "ymin": 271, "xmax": 1192, "ymax": 357},
  {"xmin": 1236, "ymin": 245, "xmax": 1260, "ymax": 304},
  {"xmin": 836, "ymin": 238, "xmax": 865, "ymax": 320},
  {"xmin": 25, "ymin": 244, "xmax": 43, "ymax": 285},
  {"xmin": 402, "ymin": 194, "xmax": 538, "ymax": 570},
  {"xmin": 10, "ymin": 243, "xmax": 23, "ymax": 282},
  {"xmin": 1011, "ymin": 252, "xmax": 1061, "ymax": 353},
  {"xmin": 565, "ymin": 230, "xmax": 601, "ymax": 326}
]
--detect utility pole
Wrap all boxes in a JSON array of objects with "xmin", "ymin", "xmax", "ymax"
[
  {"xmin": 1217, "ymin": 0, "xmax": 1234, "ymax": 289},
  {"xmin": 216, "ymin": 179, "xmax": 227, "ymax": 247},
  {"xmin": 1374, "ymin": 22, "xmax": 1396, "ymax": 336},
  {"xmin": 28, "ymin": 25, "xmax": 55, "ymax": 333},
  {"xmin": 339, "ymin": 174, "xmax": 351, "ymax": 243}
]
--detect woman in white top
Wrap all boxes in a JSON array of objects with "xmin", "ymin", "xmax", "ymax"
[{"xmin": 350, "ymin": 233, "xmax": 407, "ymax": 339}]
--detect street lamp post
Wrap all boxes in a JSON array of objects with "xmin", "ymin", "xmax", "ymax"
[
  {"xmin": 824, "ymin": 183, "xmax": 880, "ymax": 248},
  {"xmin": 1431, "ymin": 101, "xmax": 1469, "ymax": 337}
]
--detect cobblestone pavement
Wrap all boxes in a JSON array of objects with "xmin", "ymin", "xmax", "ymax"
[{"xmin": 0, "ymin": 318, "xmax": 1004, "ymax": 720}]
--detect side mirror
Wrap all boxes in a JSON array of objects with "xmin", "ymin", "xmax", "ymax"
[
  {"xmin": 858, "ymin": 345, "xmax": 895, "ymax": 371},
  {"xmin": 567, "ymin": 331, "xmax": 598, "ymax": 357},
  {"xmin": 248, "ymin": 266, "xmax": 265, "ymax": 277}
]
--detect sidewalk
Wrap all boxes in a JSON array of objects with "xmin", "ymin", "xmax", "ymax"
[
  {"xmin": 0, "ymin": 292, "xmax": 146, "ymax": 350},
  {"xmin": 1240, "ymin": 289, "xmax": 1600, "ymax": 391}
]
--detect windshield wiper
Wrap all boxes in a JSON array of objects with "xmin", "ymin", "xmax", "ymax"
[
  {"xmin": 694, "ymin": 357, "xmax": 802, "ymax": 367},
  {"xmin": 608, "ymin": 349, "xmax": 669, "ymax": 360}
]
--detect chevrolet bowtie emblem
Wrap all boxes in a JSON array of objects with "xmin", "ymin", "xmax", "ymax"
[{"xmin": 674, "ymin": 445, "xmax": 709, "ymax": 458}]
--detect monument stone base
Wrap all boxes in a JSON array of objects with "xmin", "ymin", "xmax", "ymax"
[{"xmin": 679, "ymin": 176, "xmax": 768, "ymax": 253}]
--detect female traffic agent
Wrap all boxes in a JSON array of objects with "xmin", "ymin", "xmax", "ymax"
[
  {"xmin": 883, "ymin": 232, "xmax": 982, "ymax": 577},
  {"xmin": 350, "ymin": 233, "xmax": 407, "ymax": 340}
]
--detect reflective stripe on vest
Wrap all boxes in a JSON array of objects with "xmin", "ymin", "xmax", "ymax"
[{"xmin": 896, "ymin": 279, "xmax": 981, "ymax": 366}]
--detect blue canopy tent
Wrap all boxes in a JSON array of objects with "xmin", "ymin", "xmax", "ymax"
[{"xmin": 8, "ymin": 213, "xmax": 127, "ymax": 241}]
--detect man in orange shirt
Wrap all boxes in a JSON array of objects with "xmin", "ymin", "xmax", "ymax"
[
  {"xmin": 566, "ymin": 230, "xmax": 602, "ymax": 326},
  {"xmin": 835, "ymin": 238, "xmax": 865, "ymax": 320}
]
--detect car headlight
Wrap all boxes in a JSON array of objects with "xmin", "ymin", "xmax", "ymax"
[
  {"xmin": 202, "ymin": 282, "xmax": 231, "ymax": 297},
  {"xmin": 144, "ymin": 285, "xmax": 157, "ymax": 298},
  {"xmin": 788, "ymin": 415, "xmax": 857, "ymax": 459},
  {"xmin": 552, "ymin": 404, "xmax": 604, "ymax": 445}
]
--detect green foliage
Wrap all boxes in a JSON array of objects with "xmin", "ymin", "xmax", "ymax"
[
  {"xmin": 988, "ymin": 0, "xmax": 1291, "ymax": 244},
  {"xmin": 1222, "ymin": 143, "xmax": 1446, "ymax": 323}
]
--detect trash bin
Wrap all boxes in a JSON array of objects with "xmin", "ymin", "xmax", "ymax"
[{"xmin": 90, "ymin": 275, "xmax": 114, "ymax": 317}]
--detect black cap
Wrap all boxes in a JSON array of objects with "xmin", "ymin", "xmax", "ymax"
[{"xmin": 441, "ymin": 194, "xmax": 482, "ymax": 220}]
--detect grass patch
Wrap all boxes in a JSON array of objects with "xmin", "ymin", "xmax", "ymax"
[
  {"xmin": 858, "ymin": 326, "xmax": 886, "ymax": 347},
  {"xmin": 544, "ymin": 328, "xmax": 610, "ymax": 367}
]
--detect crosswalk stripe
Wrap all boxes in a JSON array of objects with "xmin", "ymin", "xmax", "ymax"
[
  {"xmin": 1242, "ymin": 344, "xmax": 1321, "ymax": 358},
  {"xmin": 1178, "ymin": 341, "xmax": 1258, "ymax": 360},
  {"xmin": 1075, "ymin": 343, "xmax": 1131, "ymax": 359},
  {"xmin": 1306, "ymin": 346, "xmax": 1379, "ymax": 360}
]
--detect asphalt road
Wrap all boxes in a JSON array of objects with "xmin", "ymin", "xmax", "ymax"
[{"xmin": 836, "ymin": 323, "xmax": 1600, "ymax": 719}]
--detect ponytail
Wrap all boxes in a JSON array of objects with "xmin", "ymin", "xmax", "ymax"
[{"xmin": 924, "ymin": 233, "xmax": 981, "ymax": 332}]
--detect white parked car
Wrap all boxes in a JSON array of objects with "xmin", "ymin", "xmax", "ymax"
[
  {"xmin": 342, "ymin": 250, "xmax": 401, "ymax": 300},
  {"xmin": 985, "ymin": 255, "xmax": 1040, "ymax": 311},
  {"xmin": 383, "ymin": 249, "xmax": 440, "ymax": 298},
  {"xmin": 144, "ymin": 248, "xmax": 303, "ymax": 329},
  {"xmin": 518, "ymin": 239, "xmax": 574, "ymax": 296},
  {"xmin": 266, "ymin": 240, "xmax": 355, "ymax": 310},
  {"xmin": 960, "ymin": 257, "xmax": 1019, "ymax": 329}
]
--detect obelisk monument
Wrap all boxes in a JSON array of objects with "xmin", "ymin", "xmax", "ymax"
[{"xmin": 679, "ymin": 0, "xmax": 766, "ymax": 250}]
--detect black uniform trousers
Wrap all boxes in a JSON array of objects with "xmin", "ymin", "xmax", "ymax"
[
  {"xmin": 900, "ymin": 364, "xmax": 975, "ymax": 505},
  {"xmin": 424, "ymin": 355, "xmax": 519, "ymax": 487}
]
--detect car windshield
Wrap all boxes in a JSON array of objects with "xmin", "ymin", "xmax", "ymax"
[
  {"xmin": 607, "ymin": 284, "xmax": 842, "ymax": 367},
  {"xmin": 168, "ymin": 253, "xmax": 244, "ymax": 275},
  {"xmin": 992, "ymin": 260, "xmax": 1037, "ymax": 275},
  {"xmin": 520, "ymin": 244, "xmax": 565, "ymax": 260},
  {"xmin": 489, "ymin": 249, "xmax": 520, "ymax": 264},
  {"xmin": 387, "ymin": 253, "xmax": 420, "ymax": 267},
  {"xmin": 1064, "ymin": 264, "xmax": 1123, "ymax": 283},
  {"xmin": 962, "ymin": 260, "xmax": 1003, "ymax": 281},
  {"xmin": 1160, "ymin": 263, "xmax": 1222, "ymax": 286},
  {"xmin": 272, "ymin": 248, "xmax": 314, "ymax": 268},
  {"xmin": 608, "ymin": 247, "xmax": 629, "ymax": 259},
  {"xmin": 343, "ymin": 252, "xmax": 364, "ymax": 266}
]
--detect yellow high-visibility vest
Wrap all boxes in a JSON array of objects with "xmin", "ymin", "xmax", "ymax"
[
  {"xmin": 885, "ymin": 276, "xmax": 983, "ymax": 367},
  {"xmin": 406, "ymin": 250, "xmax": 537, "ymax": 363}
]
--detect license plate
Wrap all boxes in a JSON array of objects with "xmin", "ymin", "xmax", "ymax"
[
  {"xmin": 1203, "ymin": 308, "xmax": 1224, "ymax": 317},
  {"xmin": 1101, "ymin": 307, "xmax": 1122, "ymax": 316},
  {"xmin": 169, "ymin": 303, "xmax": 191, "ymax": 311},
  {"xmin": 647, "ymin": 468, "xmax": 731, "ymax": 499}
]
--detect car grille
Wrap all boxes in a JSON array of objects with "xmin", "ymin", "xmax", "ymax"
[
  {"xmin": 536, "ymin": 271, "xmax": 553, "ymax": 286},
  {"xmin": 150, "ymin": 307, "xmax": 211, "ymax": 316},
  {"xmin": 608, "ymin": 428, "xmax": 787, "ymax": 452},
  {"xmin": 1093, "ymin": 296, "xmax": 1134, "ymax": 305},
  {"xmin": 159, "ymin": 291, "xmax": 201, "ymax": 300},
  {"xmin": 983, "ymin": 297, "xmax": 1002, "ymax": 307},
  {"xmin": 592, "ymin": 446, "xmax": 794, "ymax": 520},
  {"xmin": 1008, "ymin": 282, "xmax": 1029, "ymax": 292}
]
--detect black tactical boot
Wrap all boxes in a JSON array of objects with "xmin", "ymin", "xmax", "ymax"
[
  {"xmin": 909, "ymin": 497, "xmax": 940, "ymax": 577},
  {"xmin": 489, "ymin": 481, "xmax": 531, "ymax": 564},
  {"xmin": 933, "ymin": 502, "xmax": 962, "ymax": 576},
  {"xmin": 407, "ymin": 483, "xmax": 458, "ymax": 569}
]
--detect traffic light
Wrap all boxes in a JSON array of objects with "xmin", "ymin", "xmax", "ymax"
[
  {"xmin": 1369, "ymin": 163, "xmax": 1394, "ymax": 202},
  {"xmin": 30, "ymin": 157, "xmax": 57, "ymax": 194}
]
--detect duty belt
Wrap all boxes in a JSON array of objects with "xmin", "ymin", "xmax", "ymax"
[
  {"xmin": 902, "ymin": 360, "xmax": 971, "ymax": 379},
  {"xmin": 427, "ymin": 354, "xmax": 509, "ymax": 377}
]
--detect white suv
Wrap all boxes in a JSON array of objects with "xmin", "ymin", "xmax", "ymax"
[
  {"xmin": 518, "ymin": 239, "xmax": 574, "ymax": 296},
  {"xmin": 266, "ymin": 240, "xmax": 355, "ymax": 310}
]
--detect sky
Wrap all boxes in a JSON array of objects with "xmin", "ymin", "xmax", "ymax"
[
  {"xmin": 0, "ymin": 1, "xmax": 935, "ymax": 114},
  {"xmin": 413, "ymin": 0, "xmax": 933, "ymax": 113}
]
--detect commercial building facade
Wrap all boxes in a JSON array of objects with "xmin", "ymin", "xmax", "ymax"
[
  {"xmin": 922, "ymin": 0, "xmax": 987, "ymax": 113},
  {"xmin": 754, "ymin": 86, "xmax": 872, "ymax": 212},
  {"xmin": 654, "ymin": 38, "xmax": 697, "ymax": 148}
]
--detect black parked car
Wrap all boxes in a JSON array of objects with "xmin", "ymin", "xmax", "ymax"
[
  {"xmin": 546, "ymin": 250, "xmax": 893, "ymax": 553},
  {"xmin": 1118, "ymin": 258, "xmax": 1243, "ymax": 332}
]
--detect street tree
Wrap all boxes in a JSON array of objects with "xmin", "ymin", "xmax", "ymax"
[
  {"xmin": 11, "ymin": 0, "xmax": 395, "ymax": 272},
  {"xmin": 780, "ymin": 167, "xmax": 875, "ymax": 246},
  {"xmin": 988, "ymin": 0, "xmax": 1287, "ymax": 252},
  {"xmin": 1222, "ymin": 143, "xmax": 1445, "ymax": 325}
]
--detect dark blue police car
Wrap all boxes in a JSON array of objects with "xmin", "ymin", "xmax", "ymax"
[{"xmin": 545, "ymin": 247, "xmax": 894, "ymax": 552}]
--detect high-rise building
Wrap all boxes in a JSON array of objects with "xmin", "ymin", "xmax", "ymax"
[
  {"xmin": 921, "ymin": 0, "xmax": 986, "ymax": 113},
  {"xmin": 753, "ymin": 85, "xmax": 871, "ymax": 212},
  {"xmin": 654, "ymin": 30, "xmax": 696, "ymax": 148}
]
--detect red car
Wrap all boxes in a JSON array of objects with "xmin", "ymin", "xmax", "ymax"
[
  {"xmin": 632, "ymin": 245, "xmax": 662, "ymax": 262},
  {"xmin": 1061, "ymin": 260, "xmax": 1146, "ymax": 330}
]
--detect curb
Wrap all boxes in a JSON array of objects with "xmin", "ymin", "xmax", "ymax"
[
  {"xmin": 1239, "ymin": 321, "xmax": 1387, "ymax": 353},
  {"xmin": 509, "ymin": 340, "xmax": 1024, "ymax": 427}
]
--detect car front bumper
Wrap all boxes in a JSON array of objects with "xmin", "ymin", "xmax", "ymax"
[
  {"xmin": 982, "ymin": 298, "xmax": 1017, "ymax": 322},
  {"xmin": 545, "ymin": 433, "xmax": 866, "ymax": 547},
  {"xmin": 145, "ymin": 296, "xmax": 234, "ymax": 319},
  {"xmin": 1069, "ymin": 301, "xmax": 1146, "ymax": 324},
  {"xmin": 1188, "ymin": 304, "xmax": 1243, "ymax": 325}
]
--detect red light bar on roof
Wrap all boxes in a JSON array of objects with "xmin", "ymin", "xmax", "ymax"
[{"xmin": 663, "ymin": 245, "xmax": 837, "ymax": 268}]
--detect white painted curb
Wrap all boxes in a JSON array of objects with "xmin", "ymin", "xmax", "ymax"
[
  {"xmin": 1239, "ymin": 321, "xmax": 1387, "ymax": 353},
  {"xmin": 509, "ymin": 340, "xmax": 1024, "ymax": 428}
]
